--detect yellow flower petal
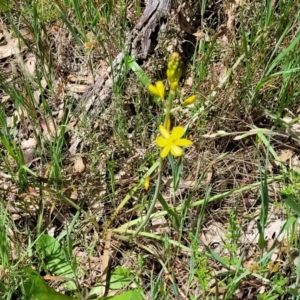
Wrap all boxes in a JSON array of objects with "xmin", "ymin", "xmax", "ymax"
[
  {"xmin": 171, "ymin": 126, "xmax": 184, "ymax": 140},
  {"xmin": 156, "ymin": 81, "xmax": 165, "ymax": 99},
  {"xmin": 148, "ymin": 84, "xmax": 159, "ymax": 97},
  {"xmin": 182, "ymin": 95, "xmax": 197, "ymax": 107},
  {"xmin": 161, "ymin": 145, "xmax": 171, "ymax": 158},
  {"xmin": 171, "ymin": 145, "xmax": 183, "ymax": 157},
  {"xmin": 175, "ymin": 138, "xmax": 192, "ymax": 147},
  {"xmin": 144, "ymin": 177, "xmax": 150, "ymax": 190},
  {"xmin": 156, "ymin": 136, "xmax": 167, "ymax": 147},
  {"xmin": 159, "ymin": 125, "xmax": 170, "ymax": 139}
]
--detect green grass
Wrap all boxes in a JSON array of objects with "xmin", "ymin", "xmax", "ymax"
[{"xmin": 1, "ymin": 0, "xmax": 300, "ymax": 299}]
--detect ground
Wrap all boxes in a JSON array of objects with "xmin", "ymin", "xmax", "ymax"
[{"xmin": 1, "ymin": 0, "xmax": 300, "ymax": 299}]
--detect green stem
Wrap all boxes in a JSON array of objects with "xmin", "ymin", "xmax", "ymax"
[
  {"xmin": 103, "ymin": 160, "xmax": 160, "ymax": 232},
  {"xmin": 120, "ymin": 174, "xmax": 283, "ymax": 231},
  {"xmin": 163, "ymin": 90, "xmax": 175, "ymax": 128},
  {"xmin": 133, "ymin": 87, "xmax": 175, "ymax": 236},
  {"xmin": 133, "ymin": 158, "xmax": 163, "ymax": 236}
]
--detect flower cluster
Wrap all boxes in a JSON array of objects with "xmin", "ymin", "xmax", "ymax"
[{"xmin": 148, "ymin": 52, "xmax": 196, "ymax": 159}]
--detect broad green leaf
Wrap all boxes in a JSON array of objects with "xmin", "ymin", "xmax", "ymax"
[
  {"xmin": 0, "ymin": 0, "xmax": 12, "ymax": 12},
  {"xmin": 89, "ymin": 266, "xmax": 132, "ymax": 297},
  {"xmin": 20, "ymin": 267, "xmax": 77, "ymax": 300},
  {"xmin": 108, "ymin": 266, "xmax": 132, "ymax": 290},
  {"xmin": 101, "ymin": 289, "xmax": 143, "ymax": 300},
  {"xmin": 36, "ymin": 234, "xmax": 78, "ymax": 290},
  {"xmin": 125, "ymin": 56, "xmax": 150, "ymax": 86}
]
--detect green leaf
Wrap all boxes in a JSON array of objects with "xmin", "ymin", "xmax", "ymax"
[
  {"xmin": 36, "ymin": 234, "xmax": 78, "ymax": 290},
  {"xmin": 108, "ymin": 266, "xmax": 132, "ymax": 290},
  {"xmin": 0, "ymin": 0, "xmax": 12, "ymax": 12},
  {"xmin": 20, "ymin": 267, "xmax": 77, "ymax": 300},
  {"xmin": 157, "ymin": 193, "xmax": 180, "ymax": 228},
  {"xmin": 89, "ymin": 266, "xmax": 132, "ymax": 297},
  {"xmin": 282, "ymin": 194, "xmax": 300, "ymax": 217},
  {"xmin": 101, "ymin": 289, "xmax": 143, "ymax": 300},
  {"xmin": 125, "ymin": 55, "xmax": 161, "ymax": 106},
  {"xmin": 125, "ymin": 56, "xmax": 150, "ymax": 87}
]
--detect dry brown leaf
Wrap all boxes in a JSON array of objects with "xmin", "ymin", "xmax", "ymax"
[
  {"xmin": 193, "ymin": 31, "xmax": 210, "ymax": 41},
  {"xmin": 25, "ymin": 54, "xmax": 36, "ymax": 75},
  {"xmin": 21, "ymin": 138, "xmax": 37, "ymax": 165},
  {"xmin": 203, "ymin": 222, "xmax": 228, "ymax": 255},
  {"xmin": 291, "ymin": 155, "xmax": 300, "ymax": 172},
  {"xmin": 21, "ymin": 138, "xmax": 37, "ymax": 149},
  {"xmin": 69, "ymin": 136, "xmax": 82, "ymax": 154},
  {"xmin": 40, "ymin": 117, "xmax": 60, "ymax": 139},
  {"xmin": 33, "ymin": 90, "xmax": 41, "ymax": 103},
  {"xmin": 67, "ymin": 74, "xmax": 94, "ymax": 84},
  {"xmin": 152, "ymin": 216, "xmax": 169, "ymax": 234},
  {"xmin": 185, "ymin": 76, "xmax": 193, "ymax": 87},
  {"xmin": 1, "ymin": 95, "xmax": 10, "ymax": 103},
  {"xmin": 0, "ymin": 38, "xmax": 23, "ymax": 59},
  {"xmin": 67, "ymin": 120, "xmax": 78, "ymax": 130},
  {"xmin": 11, "ymin": 214, "xmax": 21, "ymax": 221},
  {"xmin": 278, "ymin": 149, "xmax": 294, "ymax": 164},
  {"xmin": 23, "ymin": 150, "xmax": 35, "ymax": 165},
  {"xmin": 73, "ymin": 156, "xmax": 85, "ymax": 173},
  {"xmin": 47, "ymin": 227, "xmax": 56, "ymax": 237},
  {"xmin": 209, "ymin": 286, "xmax": 227, "ymax": 294},
  {"xmin": 70, "ymin": 189, "xmax": 78, "ymax": 200},
  {"xmin": 218, "ymin": 63, "xmax": 227, "ymax": 83},
  {"xmin": 170, "ymin": 180, "xmax": 195, "ymax": 196},
  {"xmin": 19, "ymin": 28, "xmax": 34, "ymax": 41},
  {"xmin": 283, "ymin": 116, "xmax": 300, "ymax": 140},
  {"xmin": 66, "ymin": 84, "xmax": 89, "ymax": 93},
  {"xmin": 205, "ymin": 169, "xmax": 213, "ymax": 184}
]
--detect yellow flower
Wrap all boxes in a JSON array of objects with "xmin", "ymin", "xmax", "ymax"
[
  {"xmin": 182, "ymin": 95, "xmax": 197, "ymax": 107},
  {"xmin": 155, "ymin": 125, "xmax": 192, "ymax": 158},
  {"xmin": 148, "ymin": 81, "xmax": 165, "ymax": 99}
]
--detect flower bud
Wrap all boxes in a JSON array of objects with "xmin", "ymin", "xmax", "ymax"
[
  {"xmin": 167, "ymin": 52, "xmax": 182, "ymax": 83},
  {"xmin": 156, "ymin": 81, "xmax": 165, "ymax": 99},
  {"xmin": 182, "ymin": 95, "xmax": 197, "ymax": 107},
  {"xmin": 144, "ymin": 177, "xmax": 150, "ymax": 190},
  {"xmin": 170, "ymin": 81, "xmax": 178, "ymax": 91},
  {"xmin": 148, "ymin": 81, "xmax": 165, "ymax": 99}
]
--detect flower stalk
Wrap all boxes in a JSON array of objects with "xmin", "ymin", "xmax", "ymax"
[{"xmin": 134, "ymin": 52, "xmax": 193, "ymax": 236}]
